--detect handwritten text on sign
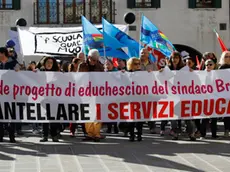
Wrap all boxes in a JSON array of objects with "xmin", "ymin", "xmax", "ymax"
[
  {"xmin": 0, "ymin": 69, "xmax": 230, "ymax": 122},
  {"xmin": 35, "ymin": 32, "xmax": 83, "ymax": 55}
]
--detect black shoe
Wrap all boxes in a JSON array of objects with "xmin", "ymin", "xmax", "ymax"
[
  {"xmin": 129, "ymin": 137, "xmax": 135, "ymax": 142},
  {"xmin": 106, "ymin": 129, "xmax": 111, "ymax": 134},
  {"xmin": 82, "ymin": 136, "xmax": 94, "ymax": 141},
  {"xmin": 190, "ymin": 136, "xmax": 196, "ymax": 141},
  {"xmin": 94, "ymin": 137, "xmax": 100, "ymax": 142},
  {"xmin": 114, "ymin": 127, "xmax": 119, "ymax": 134},
  {"xmin": 10, "ymin": 137, "xmax": 16, "ymax": 143},
  {"xmin": 40, "ymin": 137, "xmax": 48, "ymax": 142},
  {"xmin": 212, "ymin": 135, "xmax": 220, "ymax": 139},
  {"xmin": 52, "ymin": 136, "xmax": 59, "ymax": 142},
  {"xmin": 123, "ymin": 132, "xmax": 128, "ymax": 137},
  {"xmin": 172, "ymin": 136, "xmax": 178, "ymax": 140},
  {"xmin": 57, "ymin": 133, "xmax": 62, "ymax": 139},
  {"xmin": 0, "ymin": 137, "xmax": 3, "ymax": 142},
  {"xmin": 137, "ymin": 136, "xmax": 142, "ymax": 142}
]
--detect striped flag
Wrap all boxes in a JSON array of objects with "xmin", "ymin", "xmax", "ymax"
[{"xmin": 213, "ymin": 29, "xmax": 228, "ymax": 52}]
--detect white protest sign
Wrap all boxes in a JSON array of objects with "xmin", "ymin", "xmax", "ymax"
[
  {"xmin": 18, "ymin": 25, "xmax": 127, "ymax": 56},
  {"xmin": 8, "ymin": 30, "xmax": 24, "ymax": 64},
  {"xmin": 0, "ymin": 69, "xmax": 230, "ymax": 123}
]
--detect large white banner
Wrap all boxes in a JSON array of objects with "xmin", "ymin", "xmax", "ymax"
[
  {"xmin": 0, "ymin": 69, "xmax": 229, "ymax": 123},
  {"xmin": 0, "ymin": 70, "xmax": 230, "ymax": 123},
  {"xmin": 18, "ymin": 25, "xmax": 127, "ymax": 56}
]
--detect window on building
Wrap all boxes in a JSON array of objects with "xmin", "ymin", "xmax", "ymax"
[
  {"xmin": 0, "ymin": 0, "xmax": 13, "ymax": 9},
  {"xmin": 127, "ymin": 0, "xmax": 160, "ymax": 8},
  {"xmin": 196, "ymin": 0, "xmax": 213, "ymax": 8},
  {"xmin": 36, "ymin": 0, "xmax": 59, "ymax": 24},
  {"xmin": 89, "ymin": 0, "xmax": 115, "ymax": 24},
  {"xmin": 135, "ymin": 0, "xmax": 152, "ymax": 8},
  {"xmin": 63, "ymin": 0, "xmax": 85, "ymax": 24},
  {"xmin": 189, "ymin": 0, "xmax": 222, "ymax": 8},
  {"xmin": 0, "ymin": 0, "xmax": 20, "ymax": 10}
]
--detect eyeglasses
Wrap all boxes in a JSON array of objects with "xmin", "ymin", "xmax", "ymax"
[{"xmin": 206, "ymin": 64, "xmax": 213, "ymax": 67}]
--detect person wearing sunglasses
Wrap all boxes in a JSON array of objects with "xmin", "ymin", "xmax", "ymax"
[
  {"xmin": 205, "ymin": 59, "xmax": 217, "ymax": 71},
  {"xmin": 195, "ymin": 59, "xmax": 219, "ymax": 139},
  {"xmin": 200, "ymin": 52, "xmax": 218, "ymax": 70},
  {"xmin": 219, "ymin": 51, "xmax": 230, "ymax": 138},
  {"xmin": 126, "ymin": 57, "xmax": 142, "ymax": 141}
]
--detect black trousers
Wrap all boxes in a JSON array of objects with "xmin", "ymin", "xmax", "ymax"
[
  {"xmin": 107, "ymin": 123, "xmax": 118, "ymax": 132},
  {"xmin": 195, "ymin": 118, "xmax": 217, "ymax": 137},
  {"xmin": 16, "ymin": 123, "xmax": 22, "ymax": 131},
  {"xmin": 148, "ymin": 121, "xmax": 155, "ymax": 130},
  {"xmin": 42, "ymin": 123, "xmax": 58, "ymax": 137},
  {"xmin": 119, "ymin": 122, "xmax": 129, "ymax": 133},
  {"xmin": 161, "ymin": 121, "xmax": 168, "ymax": 131},
  {"xmin": 224, "ymin": 117, "xmax": 230, "ymax": 131},
  {"xmin": 0, "ymin": 123, "xmax": 15, "ymax": 139},
  {"xmin": 129, "ymin": 122, "xmax": 143, "ymax": 138}
]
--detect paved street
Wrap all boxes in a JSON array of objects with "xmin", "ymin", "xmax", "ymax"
[{"xmin": 0, "ymin": 125, "xmax": 230, "ymax": 172}]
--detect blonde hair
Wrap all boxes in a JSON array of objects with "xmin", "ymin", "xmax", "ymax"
[
  {"xmin": 68, "ymin": 63, "xmax": 74, "ymax": 72},
  {"xmin": 127, "ymin": 57, "xmax": 140, "ymax": 71},
  {"xmin": 219, "ymin": 51, "xmax": 230, "ymax": 65}
]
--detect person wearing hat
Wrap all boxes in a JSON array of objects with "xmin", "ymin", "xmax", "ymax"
[
  {"xmin": 5, "ymin": 40, "xmax": 18, "ymax": 61},
  {"xmin": 0, "ymin": 47, "xmax": 19, "ymax": 142}
]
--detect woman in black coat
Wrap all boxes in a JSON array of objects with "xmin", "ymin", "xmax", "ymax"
[{"xmin": 39, "ymin": 57, "xmax": 60, "ymax": 142}]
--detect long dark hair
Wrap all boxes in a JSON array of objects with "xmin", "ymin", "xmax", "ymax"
[
  {"xmin": 168, "ymin": 51, "xmax": 185, "ymax": 70},
  {"xmin": 40, "ymin": 57, "xmax": 59, "ymax": 71}
]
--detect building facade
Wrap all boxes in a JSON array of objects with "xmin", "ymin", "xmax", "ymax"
[{"xmin": 0, "ymin": 0, "xmax": 229, "ymax": 58}]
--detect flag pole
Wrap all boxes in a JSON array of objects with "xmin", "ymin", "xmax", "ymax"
[
  {"xmin": 81, "ymin": 15, "xmax": 87, "ymax": 61},
  {"xmin": 139, "ymin": 12, "xmax": 143, "ymax": 57},
  {"xmin": 102, "ymin": 17, "xmax": 107, "ymax": 60}
]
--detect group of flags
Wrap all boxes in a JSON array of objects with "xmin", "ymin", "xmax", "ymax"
[
  {"xmin": 81, "ymin": 15, "xmax": 175, "ymax": 61},
  {"xmin": 82, "ymin": 15, "xmax": 228, "ymax": 63}
]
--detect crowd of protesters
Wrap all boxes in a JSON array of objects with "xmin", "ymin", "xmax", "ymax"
[{"xmin": 0, "ymin": 40, "xmax": 230, "ymax": 143}]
